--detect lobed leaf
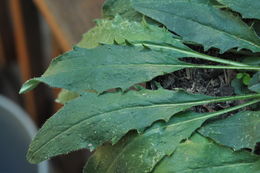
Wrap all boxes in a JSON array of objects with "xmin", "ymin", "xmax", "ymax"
[
  {"xmin": 27, "ymin": 89, "xmax": 216, "ymax": 163},
  {"xmin": 153, "ymin": 133, "xmax": 260, "ymax": 173},
  {"xmin": 58, "ymin": 16, "xmax": 183, "ymax": 101},
  {"xmin": 19, "ymin": 44, "xmax": 194, "ymax": 94},
  {"xmin": 26, "ymin": 89, "xmax": 260, "ymax": 164},
  {"xmin": 216, "ymin": 0, "xmax": 260, "ymax": 19},
  {"xmin": 132, "ymin": 0, "xmax": 260, "ymax": 53},
  {"xmin": 199, "ymin": 111, "xmax": 260, "ymax": 151}
]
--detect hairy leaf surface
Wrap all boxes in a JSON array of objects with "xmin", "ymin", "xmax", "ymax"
[
  {"xmin": 199, "ymin": 111, "xmax": 260, "ymax": 151},
  {"xmin": 84, "ymin": 100, "xmax": 260, "ymax": 173},
  {"xmin": 153, "ymin": 133, "xmax": 260, "ymax": 173},
  {"xmin": 217, "ymin": 0, "xmax": 260, "ymax": 19},
  {"xmin": 133, "ymin": 0, "xmax": 260, "ymax": 52}
]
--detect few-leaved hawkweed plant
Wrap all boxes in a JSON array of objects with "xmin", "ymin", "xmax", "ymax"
[{"xmin": 21, "ymin": 0, "xmax": 260, "ymax": 172}]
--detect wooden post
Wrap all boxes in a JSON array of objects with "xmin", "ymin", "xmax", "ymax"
[
  {"xmin": 9, "ymin": 0, "xmax": 38, "ymax": 122},
  {"xmin": 33, "ymin": 0, "xmax": 71, "ymax": 51}
]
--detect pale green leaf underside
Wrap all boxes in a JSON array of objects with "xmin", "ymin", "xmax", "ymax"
[
  {"xmin": 19, "ymin": 44, "xmax": 194, "ymax": 94},
  {"xmin": 55, "ymin": 89, "xmax": 79, "ymax": 104},
  {"xmin": 217, "ymin": 0, "xmax": 260, "ymax": 19},
  {"xmin": 153, "ymin": 133, "xmax": 260, "ymax": 173},
  {"xmin": 199, "ymin": 111, "xmax": 260, "ymax": 151},
  {"xmin": 27, "ymin": 89, "xmax": 217, "ymax": 163},
  {"xmin": 133, "ymin": 0, "xmax": 260, "ymax": 53},
  {"xmin": 78, "ymin": 16, "xmax": 182, "ymax": 49},
  {"xmin": 84, "ymin": 100, "xmax": 260, "ymax": 173}
]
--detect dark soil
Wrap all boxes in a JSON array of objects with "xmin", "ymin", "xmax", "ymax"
[{"xmin": 147, "ymin": 57, "xmax": 246, "ymax": 113}]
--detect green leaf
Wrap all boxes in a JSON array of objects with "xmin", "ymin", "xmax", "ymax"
[
  {"xmin": 55, "ymin": 89, "xmax": 80, "ymax": 104},
  {"xmin": 26, "ymin": 89, "xmax": 260, "ymax": 164},
  {"xmin": 20, "ymin": 41, "xmax": 260, "ymax": 94},
  {"xmin": 64, "ymin": 16, "xmax": 182, "ymax": 101},
  {"xmin": 199, "ymin": 111, "xmax": 260, "ymax": 151},
  {"xmin": 84, "ymin": 111, "xmax": 212, "ymax": 173},
  {"xmin": 19, "ymin": 44, "xmax": 190, "ymax": 93},
  {"xmin": 243, "ymin": 73, "xmax": 251, "ymax": 85},
  {"xmin": 236, "ymin": 73, "xmax": 244, "ymax": 79},
  {"xmin": 26, "ymin": 89, "xmax": 214, "ymax": 164},
  {"xmin": 153, "ymin": 133, "xmax": 260, "ymax": 173},
  {"xmin": 103, "ymin": 0, "xmax": 142, "ymax": 21},
  {"xmin": 243, "ymin": 57, "xmax": 260, "ymax": 66},
  {"xmin": 78, "ymin": 16, "xmax": 181, "ymax": 49},
  {"xmin": 84, "ymin": 100, "xmax": 260, "ymax": 173},
  {"xmin": 216, "ymin": 0, "xmax": 260, "ymax": 19},
  {"xmin": 231, "ymin": 79, "xmax": 251, "ymax": 95},
  {"xmin": 249, "ymin": 71, "xmax": 260, "ymax": 93},
  {"xmin": 132, "ymin": 0, "xmax": 260, "ymax": 53}
]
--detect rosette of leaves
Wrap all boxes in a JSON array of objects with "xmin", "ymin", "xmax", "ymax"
[{"xmin": 20, "ymin": 0, "xmax": 260, "ymax": 172}]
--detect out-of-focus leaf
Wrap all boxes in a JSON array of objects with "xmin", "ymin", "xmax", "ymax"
[
  {"xmin": 55, "ymin": 89, "xmax": 80, "ymax": 104},
  {"xmin": 153, "ymin": 133, "xmax": 260, "ymax": 173},
  {"xmin": 133, "ymin": 0, "xmax": 260, "ymax": 53},
  {"xmin": 242, "ymin": 57, "xmax": 260, "ymax": 66},
  {"xmin": 231, "ymin": 78, "xmax": 251, "ymax": 95},
  {"xmin": 199, "ymin": 111, "xmax": 260, "ymax": 151},
  {"xmin": 103, "ymin": 0, "xmax": 141, "ymax": 21},
  {"xmin": 216, "ymin": 0, "xmax": 260, "ymax": 19}
]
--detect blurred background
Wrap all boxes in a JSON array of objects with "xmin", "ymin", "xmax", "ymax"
[{"xmin": 0, "ymin": 0, "xmax": 104, "ymax": 172}]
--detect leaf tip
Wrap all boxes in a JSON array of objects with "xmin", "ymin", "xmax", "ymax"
[{"xmin": 19, "ymin": 79, "xmax": 40, "ymax": 94}]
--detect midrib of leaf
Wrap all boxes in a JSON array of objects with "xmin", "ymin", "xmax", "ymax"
[
  {"xmin": 184, "ymin": 161, "xmax": 258, "ymax": 171},
  {"xmin": 135, "ymin": 5, "xmax": 260, "ymax": 51},
  {"xmin": 133, "ymin": 43, "xmax": 248, "ymax": 67},
  {"xmin": 43, "ymin": 64, "xmax": 260, "ymax": 75},
  {"xmin": 105, "ymin": 99, "xmax": 260, "ymax": 173},
  {"xmin": 28, "ymin": 93, "xmax": 260, "ymax": 160}
]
